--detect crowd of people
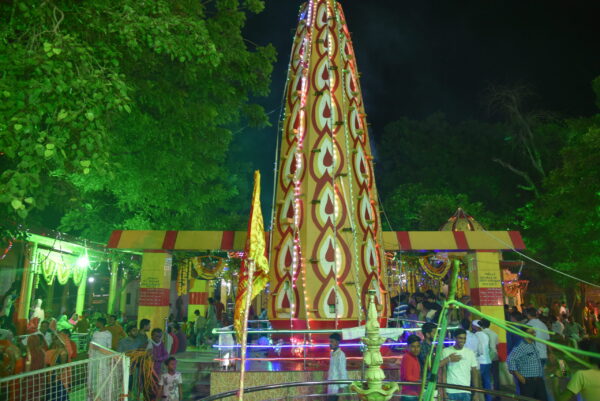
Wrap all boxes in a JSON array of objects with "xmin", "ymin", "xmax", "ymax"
[
  {"xmin": 0, "ymin": 297, "xmax": 231, "ymax": 401},
  {"xmin": 356, "ymin": 291, "xmax": 600, "ymax": 401},
  {"xmin": 3, "ymin": 289, "xmax": 600, "ymax": 401}
]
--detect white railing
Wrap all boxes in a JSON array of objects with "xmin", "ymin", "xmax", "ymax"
[{"xmin": 0, "ymin": 342, "xmax": 129, "ymax": 401}]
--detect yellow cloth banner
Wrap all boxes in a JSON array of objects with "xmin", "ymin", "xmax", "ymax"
[{"xmin": 234, "ymin": 171, "xmax": 269, "ymax": 340}]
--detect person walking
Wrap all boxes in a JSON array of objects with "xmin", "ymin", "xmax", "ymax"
[
  {"xmin": 479, "ymin": 319, "xmax": 500, "ymax": 400},
  {"xmin": 472, "ymin": 320, "xmax": 492, "ymax": 401},
  {"xmin": 507, "ymin": 326, "xmax": 548, "ymax": 401},
  {"xmin": 327, "ymin": 333, "xmax": 348, "ymax": 401},
  {"xmin": 440, "ymin": 329, "xmax": 481, "ymax": 401}
]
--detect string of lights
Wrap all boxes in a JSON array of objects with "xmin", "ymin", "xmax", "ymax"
[
  {"xmin": 213, "ymin": 340, "xmax": 455, "ymax": 349},
  {"xmin": 336, "ymin": 6, "xmax": 363, "ymax": 323}
]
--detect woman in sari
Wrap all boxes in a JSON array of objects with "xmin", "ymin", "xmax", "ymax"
[
  {"xmin": 29, "ymin": 299, "xmax": 44, "ymax": 331},
  {"xmin": 0, "ymin": 331, "xmax": 26, "ymax": 401},
  {"xmin": 56, "ymin": 315, "xmax": 73, "ymax": 332},
  {"xmin": 24, "ymin": 334, "xmax": 46, "ymax": 401},
  {"xmin": 68, "ymin": 313, "xmax": 78, "ymax": 326},
  {"xmin": 44, "ymin": 334, "xmax": 70, "ymax": 400},
  {"xmin": 0, "ymin": 330, "xmax": 20, "ymax": 377}
]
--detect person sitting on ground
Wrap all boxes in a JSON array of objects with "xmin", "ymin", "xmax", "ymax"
[
  {"xmin": 558, "ymin": 338, "xmax": 600, "ymax": 401},
  {"xmin": 157, "ymin": 357, "xmax": 183, "ymax": 401},
  {"xmin": 400, "ymin": 334, "xmax": 421, "ymax": 401},
  {"xmin": 56, "ymin": 314, "xmax": 73, "ymax": 332},
  {"xmin": 39, "ymin": 319, "xmax": 53, "ymax": 348},
  {"xmin": 26, "ymin": 332, "xmax": 46, "ymax": 372}
]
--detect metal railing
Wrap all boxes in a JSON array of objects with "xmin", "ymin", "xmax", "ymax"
[
  {"xmin": 198, "ymin": 380, "xmax": 539, "ymax": 401},
  {"xmin": 0, "ymin": 342, "xmax": 129, "ymax": 401}
]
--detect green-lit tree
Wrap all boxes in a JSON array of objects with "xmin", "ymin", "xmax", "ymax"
[
  {"xmin": 0, "ymin": 0, "xmax": 275, "ymax": 241},
  {"xmin": 520, "ymin": 113, "xmax": 600, "ymax": 316}
]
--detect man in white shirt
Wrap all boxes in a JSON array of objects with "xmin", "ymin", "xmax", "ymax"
[
  {"xmin": 460, "ymin": 319, "xmax": 479, "ymax": 361},
  {"xmin": 441, "ymin": 329, "xmax": 481, "ymax": 401},
  {"xmin": 472, "ymin": 320, "xmax": 492, "ymax": 401},
  {"xmin": 39, "ymin": 320, "xmax": 54, "ymax": 347},
  {"xmin": 479, "ymin": 319, "xmax": 500, "ymax": 400},
  {"xmin": 525, "ymin": 308, "xmax": 549, "ymax": 363},
  {"xmin": 91, "ymin": 317, "xmax": 113, "ymax": 349},
  {"xmin": 327, "ymin": 333, "xmax": 348, "ymax": 400}
]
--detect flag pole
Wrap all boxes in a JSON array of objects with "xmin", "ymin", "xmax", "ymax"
[{"xmin": 238, "ymin": 258, "xmax": 256, "ymax": 401}]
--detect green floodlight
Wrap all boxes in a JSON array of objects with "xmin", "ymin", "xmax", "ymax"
[{"xmin": 76, "ymin": 254, "xmax": 90, "ymax": 268}]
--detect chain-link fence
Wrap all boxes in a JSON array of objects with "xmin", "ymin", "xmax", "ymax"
[{"xmin": 0, "ymin": 342, "xmax": 129, "ymax": 401}]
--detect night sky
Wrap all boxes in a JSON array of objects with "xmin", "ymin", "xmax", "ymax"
[{"xmin": 235, "ymin": 0, "xmax": 600, "ymax": 209}]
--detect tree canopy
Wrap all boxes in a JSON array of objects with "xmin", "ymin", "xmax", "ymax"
[
  {"xmin": 1, "ymin": 0, "xmax": 275, "ymax": 241},
  {"xmin": 377, "ymin": 82, "xmax": 600, "ymax": 289}
]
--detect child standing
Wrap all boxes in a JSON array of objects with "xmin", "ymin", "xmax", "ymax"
[{"xmin": 158, "ymin": 357, "xmax": 183, "ymax": 401}]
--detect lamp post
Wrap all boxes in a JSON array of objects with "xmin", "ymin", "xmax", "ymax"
[{"xmin": 350, "ymin": 290, "xmax": 399, "ymax": 401}]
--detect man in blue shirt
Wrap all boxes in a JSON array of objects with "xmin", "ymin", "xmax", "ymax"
[{"xmin": 507, "ymin": 326, "xmax": 548, "ymax": 401}]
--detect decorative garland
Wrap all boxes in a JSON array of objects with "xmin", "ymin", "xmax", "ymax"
[
  {"xmin": 56, "ymin": 259, "xmax": 71, "ymax": 285},
  {"xmin": 41, "ymin": 257, "xmax": 57, "ymax": 285},
  {"xmin": 418, "ymin": 255, "xmax": 452, "ymax": 279},
  {"xmin": 192, "ymin": 256, "xmax": 227, "ymax": 280},
  {"xmin": 387, "ymin": 254, "xmax": 469, "ymax": 296},
  {"xmin": 72, "ymin": 264, "xmax": 85, "ymax": 286},
  {"xmin": 177, "ymin": 260, "xmax": 191, "ymax": 296}
]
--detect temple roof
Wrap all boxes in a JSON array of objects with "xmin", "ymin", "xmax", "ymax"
[{"xmin": 439, "ymin": 208, "xmax": 485, "ymax": 232}]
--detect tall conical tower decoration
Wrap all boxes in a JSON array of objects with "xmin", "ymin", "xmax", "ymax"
[{"xmin": 269, "ymin": 0, "xmax": 389, "ymax": 330}]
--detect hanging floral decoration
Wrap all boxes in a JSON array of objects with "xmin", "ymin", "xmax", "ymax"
[
  {"xmin": 388, "ymin": 253, "xmax": 469, "ymax": 296},
  {"xmin": 56, "ymin": 260, "xmax": 71, "ymax": 285},
  {"xmin": 177, "ymin": 260, "xmax": 192, "ymax": 296},
  {"xmin": 192, "ymin": 256, "xmax": 227, "ymax": 280},
  {"xmin": 72, "ymin": 264, "xmax": 85, "ymax": 286},
  {"xmin": 41, "ymin": 257, "xmax": 57, "ymax": 285},
  {"xmin": 37, "ymin": 250, "xmax": 83, "ymax": 285},
  {"xmin": 418, "ymin": 255, "xmax": 452, "ymax": 279}
]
